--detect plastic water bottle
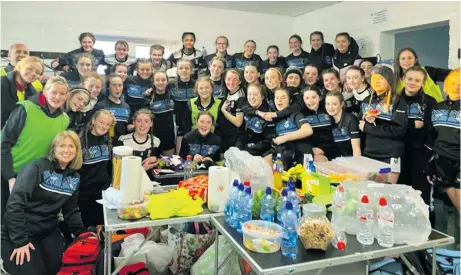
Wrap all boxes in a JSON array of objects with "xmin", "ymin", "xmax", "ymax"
[
  {"xmin": 243, "ymin": 180, "xmax": 251, "ymax": 192},
  {"xmin": 332, "ymin": 184, "xmax": 347, "ymax": 231},
  {"xmin": 287, "ymin": 182, "xmax": 300, "ymax": 220},
  {"xmin": 356, "ymin": 194, "xmax": 374, "ymax": 245},
  {"xmin": 230, "ymin": 183, "xmax": 244, "ymax": 229},
  {"xmin": 224, "ymin": 180, "xmax": 239, "ymax": 225},
  {"xmin": 304, "ymin": 154, "xmax": 316, "ymax": 173},
  {"xmin": 280, "ymin": 201, "xmax": 298, "ymax": 259},
  {"xmin": 377, "ymin": 197, "xmax": 394, "ymax": 248},
  {"xmin": 331, "ymin": 230, "xmax": 347, "ymax": 251},
  {"xmin": 201, "ymin": 46, "xmax": 207, "ymax": 57},
  {"xmin": 276, "ymin": 189, "xmax": 288, "ymax": 226},
  {"xmin": 183, "ymin": 155, "xmax": 193, "ymax": 179},
  {"xmin": 237, "ymin": 187, "xmax": 253, "ymax": 233},
  {"xmin": 260, "ymin": 187, "xmax": 275, "ymax": 222}
]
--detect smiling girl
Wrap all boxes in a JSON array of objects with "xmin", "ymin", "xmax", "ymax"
[
  {"xmin": 208, "ymin": 56, "xmax": 227, "ymax": 99},
  {"xmin": 60, "ymin": 53, "xmax": 95, "ymax": 89},
  {"xmin": 1, "ymin": 76, "xmax": 70, "ymax": 218},
  {"xmin": 81, "ymin": 72, "xmax": 104, "ymax": 113},
  {"xmin": 1, "ymin": 131, "xmax": 85, "ymax": 275},
  {"xmin": 124, "ymin": 59, "xmax": 153, "ymax": 113},
  {"xmin": 104, "ymin": 40, "xmax": 137, "ymax": 76},
  {"xmin": 232, "ymin": 40, "xmax": 263, "ymax": 71},
  {"xmin": 180, "ymin": 111, "xmax": 222, "ymax": 163},
  {"xmin": 66, "ymin": 88, "xmax": 91, "ymax": 133},
  {"xmin": 78, "ymin": 110, "xmax": 115, "ymax": 226},
  {"xmin": 345, "ymin": 66, "xmax": 372, "ymax": 117},
  {"xmin": 261, "ymin": 45, "xmax": 287, "ymax": 82},
  {"xmin": 1, "ymin": 56, "xmax": 45, "ymax": 128},
  {"xmin": 243, "ymin": 62, "xmax": 261, "ymax": 92},
  {"xmin": 204, "ymin": 36, "xmax": 233, "ymax": 71},
  {"xmin": 168, "ymin": 32, "xmax": 204, "ymax": 79},
  {"xmin": 286, "ymin": 34, "xmax": 311, "ymax": 70}
]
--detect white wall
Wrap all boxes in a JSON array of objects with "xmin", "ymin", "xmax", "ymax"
[
  {"xmin": 1, "ymin": 1, "xmax": 292, "ymax": 57},
  {"xmin": 292, "ymin": 1, "xmax": 460, "ymax": 69}
]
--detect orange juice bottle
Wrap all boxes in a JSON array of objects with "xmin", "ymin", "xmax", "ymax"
[{"xmin": 273, "ymin": 153, "xmax": 283, "ymax": 189}]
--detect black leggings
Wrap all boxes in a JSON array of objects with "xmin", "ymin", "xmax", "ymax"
[
  {"xmin": 1, "ymin": 229, "xmax": 65, "ymax": 275},
  {"xmin": 78, "ymin": 194, "xmax": 104, "ymax": 227}
]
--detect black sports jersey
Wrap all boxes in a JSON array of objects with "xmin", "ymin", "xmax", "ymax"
[
  {"xmin": 168, "ymin": 48, "xmax": 204, "ymax": 79},
  {"xmin": 173, "ymin": 78, "xmax": 196, "ymax": 136},
  {"xmin": 118, "ymin": 133, "xmax": 161, "ymax": 160},
  {"xmin": 429, "ymin": 99, "xmax": 460, "ymax": 161},
  {"xmin": 345, "ymin": 87, "xmax": 372, "ymax": 118},
  {"xmin": 232, "ymin": 53, "xmax": 263, "ymax": 71},
  {"xmin": 285, "ymin": 50, "xmax": 310, "ymax": 70},
  {"xmin": 93, "ymin": 97, "xmax": 131, "ymax": 141},
  {"xmin": 124, "ymin": 75, "xmax": 152, "ymax": 113},
  {"xmin": 216, "ymin": 88, "xmax": 246, "ymax": 151},
  {"xmin": 332, "ymin": 112, "xmax": 360, "ymax": 156}
]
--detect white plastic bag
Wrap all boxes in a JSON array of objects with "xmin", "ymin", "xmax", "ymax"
[{"xmin": 224, "ymin": 147, "xmax": 273, "ymax": 192}]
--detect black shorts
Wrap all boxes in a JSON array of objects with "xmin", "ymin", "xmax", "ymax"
[{"xmin": 434, "ymin": 154, "xmax": 460, "ymax": 189}]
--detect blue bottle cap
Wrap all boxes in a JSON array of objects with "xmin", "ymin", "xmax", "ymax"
[
  {"xmin": 285, "ymin": 201, "xmax": 293, "ymax": 210},
  {"xmin": 245, "ymin": 187, "xmax": 252, "ymax": 194},
  {"xmin": 238, "ymin": 183, "xmax": 244, "ymax": 191},
  {"xmin": 281, "ymin": 189, "xmax": 288, "ymax": 196},
  {"xmin": 232, "ymin": 180, "xmax": 239, "ymax": 187},
  {"xmin": 265, "ymin": 187, "xmax": 272, "ymax": 195},
  {"xmin": 287, "ymin": 179, "xmax": 293, "ymax": 185},
  {"xmin": 289, "ymin": 183, "xmax": 296, "ymax": 191}
]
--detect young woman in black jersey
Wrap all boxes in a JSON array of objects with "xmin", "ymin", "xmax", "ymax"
[
  {"xmin": 309, "ymin": 31, "xmax": 335, "ymax": 73},
  {"xmin": 81, "ymin": 72, "xmax": 104, "ymax": 113},
  {"xmin": 93, "ymin": 75, "xmax": 131, "ymax": 144},
  {"xmin": 180, "ymin": 111, "xmax": 222, "ymax": 163},
  {"xmin": 302, "ymin": 86, "xmax": 340, "ymax": 161},
  {"xmin": 261, "ymin": 45, "xmax": 287, "ymax": 81},
  {"xmin": 208, "ymin": 56, "xmax": 227, "ymax": 99},
  {"xmin": 124, "ymin": 59, "xmax": 153, "ymax": 113},
  {"xmin": 397, "ymin": 66, "xmax": 438, "ymax": 208},
  {"xmin": 172, "ymin": 59, "xmax": 196, "ymax": 153},
  {"xmin": 150, "ymin": 44, "xmax": 170, "ymax": 72},
  {"xmin": 243, "ymin": 62, "xmax": 261, "ymax": 92},
  {"xmin": 204, "ymin": 36, "xmax": 233, "ymax": 70},
  {"xmin": 271, "ymin": 88, "xmax": 313, "ymax": 170},
  {"xmin": 217, "ymin": 69, "xmax": 246, "ymax": 151},
  {"xmin": 321, "ymin": 68, "xmax": 342, "ymax": 100},
  {"xmin": 263, "ymin": 68, "xmax": 283, "ymax": 109},
  {"xmin": 360, "ymin": 59, "xmax": 374, "ymax": 83},
  {"xmin": 332, "ymin": 32, "xmax": 362, "ymax": 84},
  {"xmin": 104, "ymin": 40, "xmax": 137, "ymax": 76},
  {"xmin": 66, "ymin": 87, "xmax": 91, "ymax": 133},
  {"xmin": 427, "ymin": 68, "xmax": 460, "ymax": 213},
  {"xmin": 345, "ymin": 66, "xmax": 372, "ymax": 117},
  {"xmin": 60, "ymin": 52, "xmax": 94, "ymax": 89},
  {"xmin": 286, "ymin": 34, "xmax": 310, "ymax": 70},
  {"xmin": 359, "ymin": 64, "xmax": 408, "ymax": 184},
  {"xmin": 147, "ymin": 71, "xmax": 176, "ymax": 155},
  {"xmin": 325, "ymin": 91, "xmax": 361, "ymax": 157},
  {"xmin": 232, "ymin": 40, "xmax": 263, "ymax": 71},
  {"xmin": 118, "ymin": 108, "xmax": 161, "ymax": 171},
  {"xmin": 168, "ymin": 32, "xmax": 204, "ymax": 79},
  {"xmin": 236, "ymin": 83, "xmax": 274, "ymax": 159},
  {"xmin": 78, "ymin": 109, "xmax": 115, "ymax": 227}
]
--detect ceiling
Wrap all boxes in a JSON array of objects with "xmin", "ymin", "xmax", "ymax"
[{"xmin": 167, "ymin": 1, "xmax": 341, "ymax": 17}]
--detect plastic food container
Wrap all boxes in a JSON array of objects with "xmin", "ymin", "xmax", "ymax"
[
  {"xmin": 117, "ymin": 201, "xmax": 149, "ymax": 220},
  {"xmin": 112, "ymin": 146, "xmax": 133, "ymax": 189},
  {"xmin": 316, "ymin": 157, "xmax": 391, "ymax": 183},
  {"xmin": 242, "ymin": 220, "xmax": 282, "ymax": 253},
  {"xmin": 298, "ymin": 203, "xmax": 334, "ymax": 251}
]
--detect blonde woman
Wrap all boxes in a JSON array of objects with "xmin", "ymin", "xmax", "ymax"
[
  {"xmin": 1, "ymin": 76, "xmax": 70, "ymax": 218},
  {"xmin": 2, "ymin": 130, "xmax": 86, "ymax": 275},
  {"xmin": 1, "ymin": 56, "xmax": 45, "ymax": 127}
]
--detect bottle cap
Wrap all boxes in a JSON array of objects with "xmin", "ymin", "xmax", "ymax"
[
  {"xmin": 337, "ymin": 241, "xmax": 346, "ymax": 251},
  {"xmin": 245, "ymin": 187, "xmax": 252, "ymax": 194},
  {"xmin": 265, "ymin": 187, "xmax": 272, "ymax": 195},
  {"xmin": 186, "ymin": 155, "xmax": 192, "ymax": 160},
  {"xmin": 281, "ymin": 189, "xmax": 288, "ymax": 196},
  {"xmin": 285, "ymin": 201, "xmax": 293, "ymax": 210},
  {"xmin": 379, "ymin": 197, "xmax": 387, "ymax": 206},
  {"xmin": 277, "ymin": 153, "xmax": 281, "ymax": 158},
  {"xmin": 361, "ymin": 194, "xmax": 369, "ymax": 204},
  {"xmin": 232, "ymin": 180, "xmax": 239, "ymax": 187},
  {"xmin": 244, "ymin": 180, "xmax": 251, "ymax": 187},
  {"xmin": 337, "ymin": 185, "xmax": 344, "ymax": 192},
  {"xmin": 238, "ymin": 183, "xmax": 244, "ymax": 191},
  {"xmin": 288, "ymin": 182, "xmax": 296, "ymax": 191}
]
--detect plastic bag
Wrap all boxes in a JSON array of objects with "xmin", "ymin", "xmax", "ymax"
[
  {"xmin": 224, "ymin": 147, "xmax": 273, "ymax": 192},
  {"xmin": 331, "ymin": 181, "xmax": 432, "ymax": 246},
  {"xmin": 191, "ymin": 236, "xmax": 241, "ymax": 275}
]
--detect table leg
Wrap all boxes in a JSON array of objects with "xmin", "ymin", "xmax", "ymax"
[
  {"xmin": 365, "ymin": 260, "xmax": 369, "ymax": 275},
  {"xmin": 215, "ymin": 229, "xmax": 219, "ymax": 274},
  {"xmin": 104, "ymin": 228, "xmax": 112, "ymax": 275},
  {"xmin": 432, "ymin": 247, "xmax": 437, "ymax": 275}
]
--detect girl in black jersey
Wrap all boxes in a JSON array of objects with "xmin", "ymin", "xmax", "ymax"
[
  {"xmin": 208, "ymin": 56, "xmax": 227, "ymax": 99},
  {"xmin": 82, "ymin": 72, "xmax": 104, "ymax": 113},
  {"xmin": 147, "ymin": 71, "xmax": 176, "ymax": 155},
  {"xmin": 303, "ymin": 64, "xmax": 323, "ymax": 90},
  {"xmin": 302, "ymin": 86, "xmax": 340, "ymax": 161},
  {"xmin": 286, "ymin": 35, "xmax": 311, "ymax": 70},
  {"xmin": 232, "ymin": 40, "xmax": 263, "ymax": 71},
  {"xmin": 261, "ymin": 45, "xmax": 287, "ymax": 82},
  {"xmin": 66, "ymin": 88, "xmax": 91, "ymax": 134},
  {"xmin": 272, "ymin": 88, "xmax": 313, "ymax": 170},
  {"xmin": 118, "ymin": 108, "xmax": 161, "ymax": 172},
  {"xmin": 168, "ymin": 32, "xmax": 204, "ymax": 79},
  {"xmin": 172, "ymin": 59, "xmax": 196, "ymax": 153},
  {"xmin": 204, "ymin": 36, "xmax": 233, "ymax": 71},
  {"xmin": 325, "ymin": 91, "xmax": 361, "ymax": 157},
  {"xmin": 345, "ymin": 66, "xmax": 372, "ymax": 117},
  {"xmin": 124, "ymin": 59, "xmax": 153, "ymax": 113},
  {"xmin": 60, "ymin": 53, "xmax": 94, "ymax": 89},
  {"xmin": 78, "ymin": 109, "xmax": 115, "ymax": 226},
  {"xmin": 104, "ymin": 40, "xmax": 137, "ymax": 76}
]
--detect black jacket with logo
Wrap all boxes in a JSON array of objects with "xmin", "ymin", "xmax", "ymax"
[{"xmin": 179, "ymin": 130, "xmax": 222, "ymax": 161}]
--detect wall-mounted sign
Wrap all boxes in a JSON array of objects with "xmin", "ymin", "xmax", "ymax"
[{"xmin": 371, "ymin": 9, "xmax": 388, "ymax": 24}]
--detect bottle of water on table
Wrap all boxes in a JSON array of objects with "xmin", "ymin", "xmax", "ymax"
[
  {"xmin": 184, "ymin": 155, "xmax": 193, "ymax": 179},
  {"xmin": 287, "ymin": 181, "xmax": 300, "ymax": 220},
  {"xmin": 224, "ymin": 180, "xmax": 239, "ymax": 225},
  {"xmin": 230, "ymin": 183, "xmax": 244, "ymax": 229},
  {"xmin": 237, "ymin": 187, "xmax": 253, "ymax": 233},
  {"xmin": 377, "ymin": 197, "xmax": 394, "ymax": 248},
  {"xmin": 260, "ymin": 187, "xmax": 275, "ymax": 222},
  {"xmin": 356, "ymin": 194, "xmax": 374, "ymax": 245},
  {"xmin": 276, "ymin": 188, "xmax": 288, "ymax": 226},
  {"xmin": 281, "ymin": 201, "xmax": 298, "ymax": 259}
]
